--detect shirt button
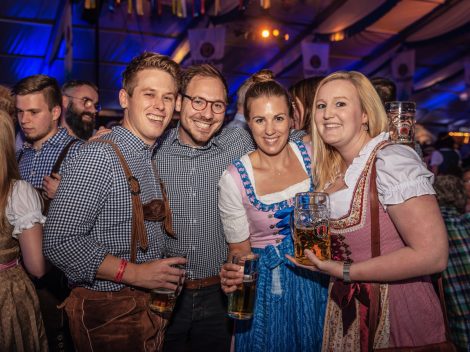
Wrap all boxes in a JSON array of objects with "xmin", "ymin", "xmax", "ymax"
[
  {"xmin": 193, "ymin": 193, "xmax": 196, "ymax": 197},
  {"xmin": 269, "ymin": 224, "xmax": 275, "ymax": 229},
  {"xmin": 276, "ymin": 239, "xmax": 281, "ymax": 243},
  {"xmin": 268, "ymin": 214, "xmax": 273, "ymax": 218}
]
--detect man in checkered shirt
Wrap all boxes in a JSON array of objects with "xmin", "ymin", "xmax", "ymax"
[
  {"xmin": 13, "ymin": 74, "xmax": 83, "ymax": 349},
  {"xmin": 44, "ymin": 52, "xmax": 186, "ymax": 352},
  {"xmin": 156, "ymin": 64, "xmax": 256, "ymax": 352},
  {"xmin": 13, "ymin": 74, "xmax": 82, "ymax": 199}
]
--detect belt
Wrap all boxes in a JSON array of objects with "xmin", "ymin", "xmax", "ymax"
[
  {"xmin": 184, "ymin": 275, "xmax": 220, "ymax": 290},
  {"xmin": 0, "ymin": 258, "xmax": 19, "ymax": 272}
]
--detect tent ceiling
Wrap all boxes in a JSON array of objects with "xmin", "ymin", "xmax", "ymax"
[{"xmin": 0, "ymin": 0, "xmax": 469, "ymax": 130}]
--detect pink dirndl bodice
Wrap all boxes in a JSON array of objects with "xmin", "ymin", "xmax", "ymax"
[{"xmin": 322, "ymin": 141, "xmax": 446, "ymax": 351}]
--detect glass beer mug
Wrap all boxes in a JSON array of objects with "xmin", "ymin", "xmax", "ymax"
[
  {"xmin": 385, "ymin": 101, "xmax": 416, "ymax": 145},
  {"xmin": 292, "ymin": 192, "xmax": 331, "ymax": 265},
  {"xmin": 227, "ymin": 254, "xmax": 259, "ymax": 320}
]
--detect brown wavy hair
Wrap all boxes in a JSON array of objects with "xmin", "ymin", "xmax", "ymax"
[{"xmin": 122, "ymin": 52, "xmax": 180, "ymax": 96}]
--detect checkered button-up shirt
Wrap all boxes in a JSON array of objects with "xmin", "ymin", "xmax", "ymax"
[
  {"xmin": 44, "ymin": 127, "xmax": 166, "ymax": 291},
  {"xmin": 440, "ymin": 206, "xmax": 470, "ymax": 350},
  {"xmin": 155, "ymin": 126, "xmax": 255, "ymax": 280},
  {"xmin": 17, "ymin": 127, "xmax": 82, "ymax": 188}
]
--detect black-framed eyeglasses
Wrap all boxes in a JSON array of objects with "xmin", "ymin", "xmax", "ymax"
[
  {"xmin": 181, "ymin": 94, "xmax": 226, "ymax": 114},
  {"xmin": 65, "ymin": 95, "xmax": 101, "ymax": 112}
]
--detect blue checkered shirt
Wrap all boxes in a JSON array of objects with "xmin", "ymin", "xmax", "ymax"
[
  {"xmin": 155, "ymin": 126, "xmax": 256, "ymax": 279},
  {"xmin": 17, "ymin": 127, "xmax": 82, "ymax": 188},
  {"xmin": 44, "ymin": 127, "xmax": 167, "ymax": 291}
]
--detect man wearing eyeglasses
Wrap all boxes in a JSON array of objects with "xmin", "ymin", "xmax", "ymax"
[
  {"xmin": 155, "ymin": 64, "xmax": 255, "ymax": 352},
  {"xmin": 61, "ymin": 80, "xmax": 100, "ymax": 141}
]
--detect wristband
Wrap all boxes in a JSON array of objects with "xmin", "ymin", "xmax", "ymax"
[
  {"xmin": 115, "ymin": 259, "xmax": 128, "ymax": 283},
  {"xmin": 343, "ymin": 261, "xmax": 352, "ymax": 284}
]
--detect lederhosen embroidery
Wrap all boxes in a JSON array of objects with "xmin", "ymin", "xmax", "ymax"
[{"xmin": 91, "ymin": 140, "xmax": 173, "ymax": 263}]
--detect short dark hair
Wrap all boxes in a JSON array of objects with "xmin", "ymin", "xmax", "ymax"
[
  {"xmin": 244, "ymin": 79, "xmax": 293, "ymax": 120},
  {"xmin": 434, "ymin": 175, "xmax": 467, "ymax": 213},
  {"xmin": 122, "ymin": 52, "xmax": 180, "ymax": 96},
  {"xmin": 289, "ymin": 76, "xmax": 324, "ymax": 132},
  {"xmin": 370, "ymin": 77, "xmax": 396, "ymax": 106},
  {"xmin": 12, "ymin": 74, "xmax": 62, "ymax": 110},
  {"xmin": 62, "ymin": 79, "xmax": 98, "ymax": 94},
  {"xmin": 179, "ymin": 64, "xmax": 228, "ymax": 102}
]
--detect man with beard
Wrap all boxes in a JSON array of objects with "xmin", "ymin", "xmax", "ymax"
[{"xmin": 61, "ymin": 80, "xmax": 100, "ymax": 140}]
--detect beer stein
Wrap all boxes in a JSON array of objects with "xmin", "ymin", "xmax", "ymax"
[
  {"xmin": 292, "ymin": 192, "xmax": 330, "ymax": 265},
  {"xmin": 385, "ymin": 101, "xmax": 416, "ymax": 145},
  {"xmin": 227, "ymin": 254, "xmax": 259, "ymax": 320}
]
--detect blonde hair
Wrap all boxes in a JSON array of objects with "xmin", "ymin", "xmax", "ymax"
[
  {"xmin": 311, "ymin": 71, "xmax": 388, "ymax": 190},
  {"xmin": 0, "ymin": 110, "xmax": 20, "ymax": 232}
]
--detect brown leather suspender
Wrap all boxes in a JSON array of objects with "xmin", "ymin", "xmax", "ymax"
[{"xmin": 91, "ymin": 140, "xmax": 173, "ymax": 263}]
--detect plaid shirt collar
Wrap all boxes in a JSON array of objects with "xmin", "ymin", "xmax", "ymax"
[
  {"xmin": 22, "ymin": 127, "xmax": 70, "ymax": 150},
  {"xmin": 112, "ymin": 126, "xmax": 158, "ymax": 155},
  {"xmin": 166, "ymin": 122, "xmax": 223, "ymax": 150}
]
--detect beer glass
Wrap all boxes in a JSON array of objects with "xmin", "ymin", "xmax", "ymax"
[
  {"xmin": 149, "ymin": 248, "xmax": 186, "ymax": 316},
  {"xmin": 385, "ymin": 101, "xmax": 416, "ymax": 145},
  {"xmin": 292, "ymin": 192, "xmax": 330, "ymax": 265},
  {"xmin": 227, "ymin": 254, "xmax": 259, "ymax": 320}
]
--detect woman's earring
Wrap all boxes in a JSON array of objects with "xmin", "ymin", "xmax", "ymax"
[{"xmin": 362, "ymin": 123, "xmax": 369, "ymax": 132}]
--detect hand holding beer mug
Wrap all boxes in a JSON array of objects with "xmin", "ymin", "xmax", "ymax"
[
  {"xmin": 149, "ymin": 248, "xmax": 186, "ymax": 316},
  {"xmin": 292, "ymin": 192, "xmax": 331, "ymax": 265},
  {"xmin": 385, "ymin": 101, "xmax": 416, "ymax": 145},
  {"xmin": 227, "ymin": 254, "xmax": 259, "ymax": 320}
]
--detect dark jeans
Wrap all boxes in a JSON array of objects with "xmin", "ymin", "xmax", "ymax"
[{"xmin": 163, "ymin": 284, "xmax": 233, "ymax": 352}]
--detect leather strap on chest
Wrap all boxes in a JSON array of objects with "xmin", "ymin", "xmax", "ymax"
[{"xmin": 91, "ymin": 140, "xmax": 148, "ymax": 263}]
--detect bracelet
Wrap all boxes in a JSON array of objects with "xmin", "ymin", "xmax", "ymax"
[
  {"xmin": 115, "ymin": 259, "xmax": 128, "ymax": 283},
  {"xmin": 343, "ymin": 261, "xmax": 352, "ymax": 284}
]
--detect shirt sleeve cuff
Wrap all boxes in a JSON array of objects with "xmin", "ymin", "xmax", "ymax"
[
  {"xmin": 380, "ymin": 177, "xmax": 436, "ymax": 206},
  {"xmin": 11, "ymin": 211, "xmax": 46, "ymax": 239}
]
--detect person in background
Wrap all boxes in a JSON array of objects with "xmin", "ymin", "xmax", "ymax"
[
  {"xmin": 462, "ymin": 167, "xmax": 470, "ymax": 213},
  {"xmin": 61, "ymin": 79, "xmax": 100, "ymax": 141},
  {"xmin": 13, "ymin": 74, "xmax": 82, "ymax": 351},
  {"xmin": 370, "ymin": 77, "xmax": 396, "ymax": 107},
  {"xmin": 0, "ymin": 110, "xmax": 48, "ymax": 351},
  {"xmin": 13, "ymin": 74, "xmax": 82, "ymax": 201},
  {"xmin": 289, "ymin": 76, "xmax": 323, "ymax": 143},
  {"xmin": 218, "ymin": 78, "xmax": 327, "ymax": 351},
  {"xmin": 226, "ymin": 69, "xmax": 273, "ymax": 130},
  {"xmin": 435, "ymin": 132, "xmax": 462, "ymax": 176},
  {"xmin": 433, "ymin": 174, "xmax": 470, "ymax": 351},
  {"xmin": 288, "ymin": 71, "xmax": 448, "ymax": 350},
  {"xmin": 44, "ymin": 52, "xmax": 185, "ymax": 352}
]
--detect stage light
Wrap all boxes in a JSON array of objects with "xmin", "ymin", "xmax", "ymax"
[
  {"xmin": 261, "ymin": 29, "xmax": 270, "ymax": 38},
  {"xmin": 284, "ymin": 33, "xmax": 289, "ymax": 41},
  {"xmin": 272, "ymin": 29, "xmax": 280, "ymax": 37},
  {"xmin": 330, "ymin": 31, "xmax": 344, "ymax": 42}
]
